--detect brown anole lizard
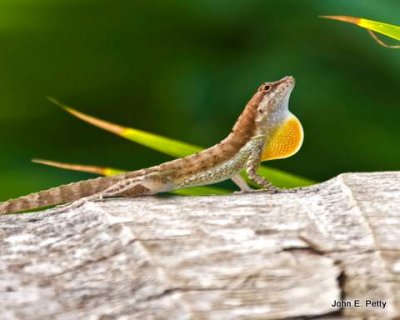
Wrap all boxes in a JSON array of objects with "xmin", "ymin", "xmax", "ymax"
[{"xmin": 0, "ymin": 76, "xmax": 303, "ymax": 215}]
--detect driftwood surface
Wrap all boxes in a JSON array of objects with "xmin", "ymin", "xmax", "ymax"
[{"xmin": 1, "ymin": 171, "xmax": 399, "ymax": 320}]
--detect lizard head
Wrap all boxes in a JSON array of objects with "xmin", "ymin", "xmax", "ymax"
[
  {"xmin": 255, "ymin": 75, "xmax": 295, "ymax": 126},
  {"xmin": 255, "ymin": 76, "xmax": 304, "ymax": 161}
]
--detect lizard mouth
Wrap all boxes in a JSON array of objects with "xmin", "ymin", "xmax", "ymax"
[
  {"xmin": 262, "ymin": 76, "xmax": 295, "ymax": 100},
  {"xmin": 279, "ymin": 75, "xmax": 295, "ymax": 86},
  {"xmin": 277, "ymin": 76, "xmax": 295, "ymax": 94}
]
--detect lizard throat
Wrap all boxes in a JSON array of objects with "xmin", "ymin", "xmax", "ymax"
[{"xmin": 261, "ymin": 115, "xmax": 304, "ymax": 161}]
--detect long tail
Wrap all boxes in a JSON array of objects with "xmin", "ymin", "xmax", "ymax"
[{"xmin": 0, "ymin": 173, "xmax": 132, "ymax": 215}]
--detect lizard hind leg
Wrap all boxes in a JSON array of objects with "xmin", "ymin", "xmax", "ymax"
[
  {"xmin": 46, "ymin": 173, "xmax": 173, "ymax": 214},
  {"xmin": 100, "ymin": 172, "xmax": 174, "ymax": 198}
]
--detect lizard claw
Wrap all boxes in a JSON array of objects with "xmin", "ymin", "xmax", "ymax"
[{"xmin": 264, "ymin": 186, "xmax": 282, "ymax": 193}]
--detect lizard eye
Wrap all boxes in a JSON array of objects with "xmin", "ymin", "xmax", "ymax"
[{"xmin": 263, "ymin": 85, "xmax": 271, "ymax": 91}]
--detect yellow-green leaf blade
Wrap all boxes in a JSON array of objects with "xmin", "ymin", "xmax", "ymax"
[
  {"xmin": 48, "ymin": 97, "xmax": 201, "ymax": 158},
  {"xmin": 320, "ymin": 15, "xmax": 400, "ymax": 41},
  {"xmin": 258, "ymin": 166, "xmax": 315, "ymax": 188},
  {"xmin": 172, "ymin": 186, "xmax": 231, "ymax": 196},
  {"xmin": 122, "ymin": 128, "xmax": 201, "ymax": 157},
  {"xmin": 32, "ymin": 158, "xmax": 125, "ymax": 176}
]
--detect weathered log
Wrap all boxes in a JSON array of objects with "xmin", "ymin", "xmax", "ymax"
[{"xmin": 1, "ymin": 172, "xmax": 399, "ymax": 319}]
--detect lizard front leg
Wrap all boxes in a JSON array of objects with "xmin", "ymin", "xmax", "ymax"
[{"xmin": 245, "ymin": 152, "xmax": 280, "ymax": 193}]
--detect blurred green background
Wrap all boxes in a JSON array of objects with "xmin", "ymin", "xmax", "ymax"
[{"xmin": 1, "ymin": 0, "xmax": 399, "ymax": 201}]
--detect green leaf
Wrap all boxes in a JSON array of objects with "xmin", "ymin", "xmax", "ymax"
[
  {"xmin": 256, "ymin": 166, "xmax": 314, "ymax": 188},
  {"xmin": 320, "ymin": 16, "xmax": 400, "ymax": 47},
  {"xmin": 173, "ymin": 186, "xmax": 231, "ymax": 196},
  {"xmin": 32, "ymin": 158, "xmax": 125, "ymax": 176},
  {"xmin": 47, "ymin": 97, "xmax": 201, "ymax": 157}
]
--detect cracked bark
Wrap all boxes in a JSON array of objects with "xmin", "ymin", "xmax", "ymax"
[{"xmin": 0, "ymin": 172, "xmax": 399, "ymax": 319}]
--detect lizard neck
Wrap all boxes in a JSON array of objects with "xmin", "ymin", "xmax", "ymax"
[{"xmin": 227, "ymin": 89, "xmax": 264, "ymax": 147}]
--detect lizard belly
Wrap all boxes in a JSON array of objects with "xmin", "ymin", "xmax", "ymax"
[{"xmin": 174, "ymin": 143, "xmax": 254, "ymax": 189}]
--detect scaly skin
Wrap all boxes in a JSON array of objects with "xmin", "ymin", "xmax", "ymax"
[{"xmin": 0, "ymin": 76, "xmax": 303, "ymax": 214}]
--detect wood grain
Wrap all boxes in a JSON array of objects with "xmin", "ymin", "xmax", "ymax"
[{"xmin": 1, "ymin": 172, "xmax": 399, "ymax": 319}]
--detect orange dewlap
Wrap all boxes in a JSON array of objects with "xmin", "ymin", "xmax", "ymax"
[{"xmin": 261, "ymin": 115, "xmax": 304, "ymax": 161}]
